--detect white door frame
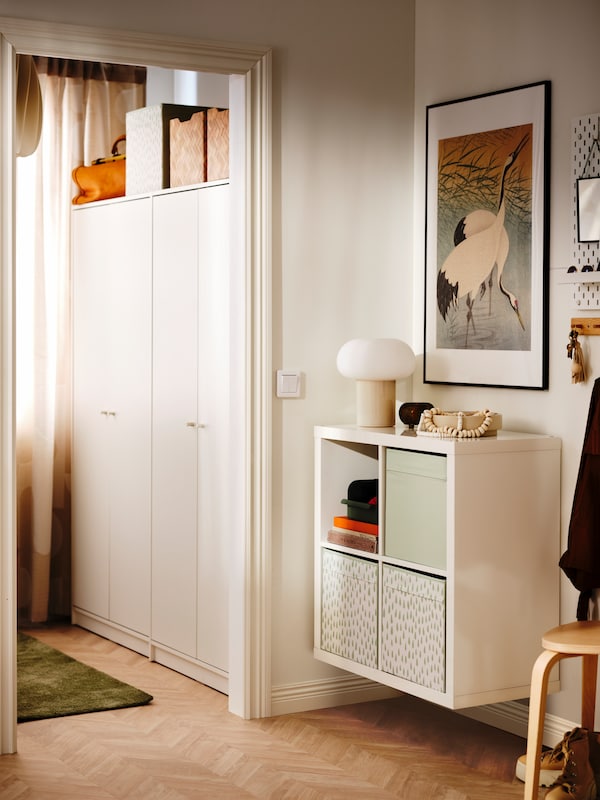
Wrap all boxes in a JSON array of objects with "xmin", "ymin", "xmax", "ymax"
[{"xmin": 0, "ymin": 16, "xmax": 272, "ymax": 753}]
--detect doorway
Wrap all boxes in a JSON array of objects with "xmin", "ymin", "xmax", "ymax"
[{"xmin": 0, "ymin": 17, "xmax": 273, "ymax": 753}]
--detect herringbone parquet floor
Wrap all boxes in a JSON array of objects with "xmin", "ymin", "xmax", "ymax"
[{"xmin": 1, "ymin": 625, "xmax": 528, "ymax": 799}]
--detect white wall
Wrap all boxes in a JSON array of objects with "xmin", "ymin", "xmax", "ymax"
[
  {"xmin": 146, "ymin": 67, "xmax": 229, "ymax": 108},
  {"xmin": 8, "ymin": 0, "xmax": 588, "ymax": 730},
  {"xmin": 414, "ymin": 0, "xmax": 600, "ymax": 727},
  {"xmin": 2, "ymin": 0, "xmax": 416, "ymax": 705}
]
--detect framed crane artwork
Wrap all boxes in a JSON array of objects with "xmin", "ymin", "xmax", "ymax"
[{"xmin": 423, "ymin": 81, "xmax": 551, "ymax": 389}]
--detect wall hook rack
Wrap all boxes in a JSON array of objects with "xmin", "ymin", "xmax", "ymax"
[{"xmin": 571, "ymin": 317, "xmax": 600, "ymax": 335}]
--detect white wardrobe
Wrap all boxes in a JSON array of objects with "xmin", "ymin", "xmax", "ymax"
[{"xmin": 72, "ymin": 182, "xmax": 230, "ymax": 694}]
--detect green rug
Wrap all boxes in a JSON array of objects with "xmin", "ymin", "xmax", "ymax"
[{"xmin": 17, "ymin": 632, "xmax": 153, "ymax": 722}]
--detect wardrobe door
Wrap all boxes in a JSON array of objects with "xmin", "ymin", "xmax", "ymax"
[
  {"xmin": 72, "ymin": 203, "xmax": 112, "ymax": 620},
  {"xmin": 72, "ymin": 197, "xmax": 152, "ymax": 635},
  {"xmin": 196, "ymin": 184, "xmax": 229, "ymax": 674},
  {"xmin": 152, "ymin": 184, "xmax": 229, "ymax": 679},
  {"xmin": 105, "ymin": 199, "xmax": 152, "ymax": 635},
  {"xmin": 152, "ymin": 189, "xmax": 200, "ymax": 655}
]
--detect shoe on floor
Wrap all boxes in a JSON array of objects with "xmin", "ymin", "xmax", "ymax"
[
  {"xmin": 545, "ymin": 727, "xmax": 596, "ymax": 800},
  {"xmin": 515, "ymin": 736, "xmax": 566, "ymax": 786}
]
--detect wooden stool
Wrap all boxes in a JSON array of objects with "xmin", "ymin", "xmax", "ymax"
[{"xmin": 524, "ymin": 621, "xmax": 600, "ymax": 800}]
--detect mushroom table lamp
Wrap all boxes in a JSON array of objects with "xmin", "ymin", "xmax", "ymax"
[{"xmin": 336, "ymin": 338, "xmax": 416, "ymax": 427}]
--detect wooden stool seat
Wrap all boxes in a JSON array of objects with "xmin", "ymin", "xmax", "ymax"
[
  {"xmin": 524, "ymin": 621, "xmax": 600, "ymax": 800},
  {"xmin": 542, "ymin": 621, "xmax": 600, "ymax": 653}
]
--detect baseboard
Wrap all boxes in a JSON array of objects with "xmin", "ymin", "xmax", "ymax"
[
  {"xmin": 270, "ymin": 675, "xmax": 399, "ymax": 716},
  {"xmin": 72, "ymin": 607, "xmax": 229, "ymax": 696},
  {"xmin": 149, "ymin": 642, "xmax": 228, "ymax": 696},
  {"xmin": 459, "ymin": 701, "xmax": 577, "ymax": 747},
  {"xmin": 71, "ymin": 607, "xmax": 150, "ymax": 657},
  {"xmin": 271, "ymin": 676, "xmax": 577, "ymax": 747}
]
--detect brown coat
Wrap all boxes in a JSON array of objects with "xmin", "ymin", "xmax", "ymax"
[{"xmin": 560, "ymin": 378, "xmax": 600, "ymax": 620}]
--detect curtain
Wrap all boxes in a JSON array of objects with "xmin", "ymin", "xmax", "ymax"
[{"xmin": 16, "ymin": 58, "xmax": 145, "ymax": 624}]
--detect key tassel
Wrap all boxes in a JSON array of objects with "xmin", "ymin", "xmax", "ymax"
[{"xmin": 567, "ymin": 329, "xmax": 586, "ymax": 384}]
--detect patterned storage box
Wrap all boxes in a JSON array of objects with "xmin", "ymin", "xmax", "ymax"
[
  {"xmin": 126, "ymin": 104, "xmax": 206, "ymax": 195},
  {"xmin": 170, "ymin": 111, "xmax": 206, "ymax": 188},
  {"xmin": 380, "ymin": 565, "xmax": 446, "ymax": 691},
  {"xmin": 320, "ymin": 549, "xmax": 378, "ymax": 668},
  {"xmin": 207, "ymin": 108, "xmax": 229, "ymax": 181}
]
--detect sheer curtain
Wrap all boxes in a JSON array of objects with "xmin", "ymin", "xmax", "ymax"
[{"xmin": 16, "ymin": 58, "xmax": 145, "ymax": 624}]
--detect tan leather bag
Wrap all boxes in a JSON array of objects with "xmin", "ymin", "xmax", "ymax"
[{"xmin": 72, "ymin": 136, "xmax": 126, "ymax": 205}]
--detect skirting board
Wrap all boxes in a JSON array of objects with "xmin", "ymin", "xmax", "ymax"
[
  {"xmin": 149, "ymin": 642, "xmax": 228, "ymax": 696},
  {"xmin": 73, "ymin": 607, "xmax": 228, "ymax": 696},
  {"xmin": 72, "ymin": 607, "xmax": 150, "ymax": 657},
  {"xmin": 460, "ymin": 702, "xmax": 577, "ymax": 747},
  {"xmin": 270, "ymin": 675, "xmax": 399, "ymax": 716},
  {"xmin": 271, "ymin": 675, "xmax": 577, "ymax": 747}
]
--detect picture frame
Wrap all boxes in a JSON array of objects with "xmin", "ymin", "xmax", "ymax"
[{"xmin": 423, "ymin": 81, "xmax": 551, "ymax": 389}]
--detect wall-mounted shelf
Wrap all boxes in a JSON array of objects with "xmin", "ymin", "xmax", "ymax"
[
  {"xmin": 560, "ymin": 272, "xmax": 600, "ymax": 284},
  {"xmin": 559, "ymin": 272, "xmax": 600, "ymax": 309},
  {"xmin": 571, "ymin": 317, "xmax": 600, "ymax": 335}
]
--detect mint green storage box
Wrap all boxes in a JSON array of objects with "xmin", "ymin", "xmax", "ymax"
[{"xmin": 384, "ymin": 449, "xmax": 447, "ymax": 569}]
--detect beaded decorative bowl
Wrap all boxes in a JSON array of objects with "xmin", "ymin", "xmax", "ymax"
[
  {"xmin": 432, "ymin": 411, "xmax": 502, "ymax": 432},
  {"xmin": 417, "ymin": 409, "xmax": 503, "ymax": 439}
]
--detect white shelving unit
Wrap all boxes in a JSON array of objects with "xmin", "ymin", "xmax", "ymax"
[{"xmin": 314, "ymin": 424, "xmax": 561, "ymax": 709}]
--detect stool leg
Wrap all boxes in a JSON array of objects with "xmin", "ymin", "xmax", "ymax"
[
  {"xmin": 524, "ymin": 649, "xmax": 563, "ymax": 800},
  {"xmin": 582, "ymin": 654, "xmax": 598, "ymax": 731}
]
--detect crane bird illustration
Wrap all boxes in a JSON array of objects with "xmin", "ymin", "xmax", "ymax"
[{"xmin": 437, "ymin": 133, "xmax": 528, "ymax": 346}]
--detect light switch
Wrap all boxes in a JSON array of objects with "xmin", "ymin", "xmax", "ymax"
[{"xmin": 277, "ymin": 369, "xmax": 302, "ymax": 398}]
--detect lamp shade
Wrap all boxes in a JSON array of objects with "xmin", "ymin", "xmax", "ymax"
[
  {"xmin": 336, "ymin": 338, "xmax": 416, "ymax": 427},
  {"xmin": 336, "ymin": 338, "xmax": 416, "ymax": 380}
]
